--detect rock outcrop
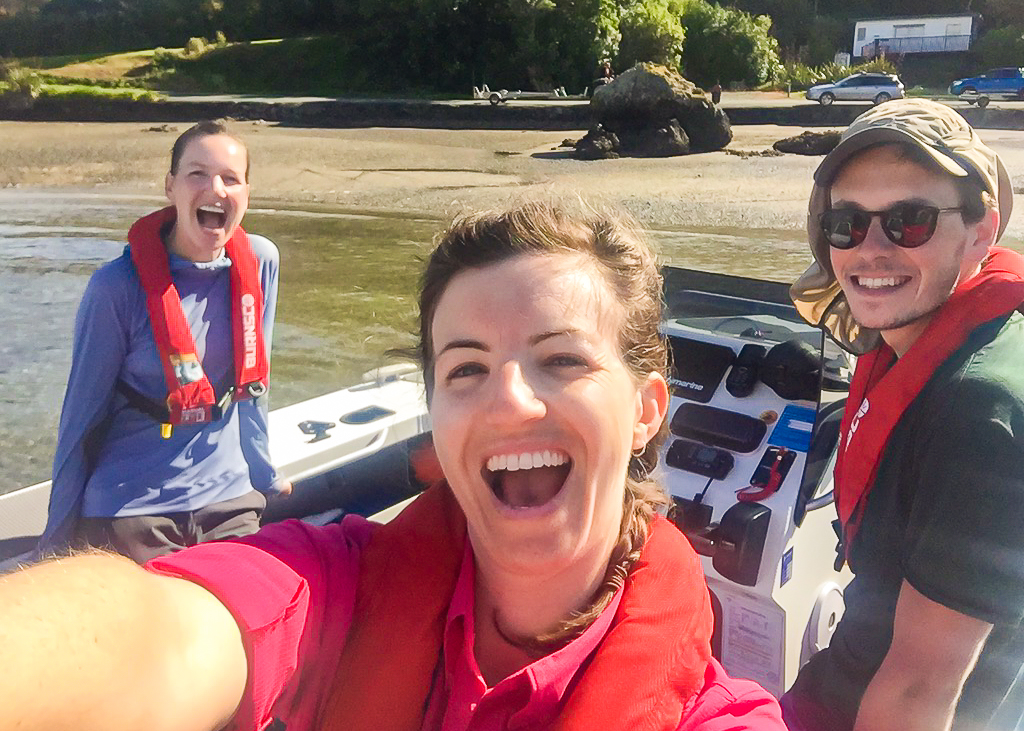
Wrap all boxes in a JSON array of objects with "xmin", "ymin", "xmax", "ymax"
[
  {"xmin": 575, "ymin": 125, "xmax": 621, "ymax": 160},
  {"xmin": 575, "ymin": 63, "xmax": 731, "ymax": 159},
  {"xmin": 772, "ymin": 130, "xmax": 842, "ymax": 155}
]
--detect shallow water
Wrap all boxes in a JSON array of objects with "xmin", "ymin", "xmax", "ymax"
[{"xmin": 0, "ymin": 190, "xmax": 811, "ymax": 493}]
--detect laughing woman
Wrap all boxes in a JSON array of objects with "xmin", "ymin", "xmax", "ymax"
[
  {"xmin": 36, "ymin": 120, "xmax": 288, "ymax": 564},
  {"xmin": 1, "ymin": 202, "xmax": 784, "ymax": 731}
]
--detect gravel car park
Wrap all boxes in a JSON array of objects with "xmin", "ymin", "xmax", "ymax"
[{"xmin": 806, "ymin": 72, "xmax": 905, "ymax": 106}]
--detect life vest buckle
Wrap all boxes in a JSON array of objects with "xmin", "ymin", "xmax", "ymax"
[{"xmin": 213, "ymin": 388, "xmax": 235, "ymax": 420}]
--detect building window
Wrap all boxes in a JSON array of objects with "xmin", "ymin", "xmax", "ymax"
[
  {"xmin": 857, "ymin": 27, "xmax": 866, "ymax": 40},
  {"xmin": 893, "ymin": 23, "xmax": 926, "ymax": 37}
]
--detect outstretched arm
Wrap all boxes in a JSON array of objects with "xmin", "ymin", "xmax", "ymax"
[
  {"xmin": 0, "ymin": 553, "xmax": 248, "ymax": 731},
  {"xmin": 853, "ymin": 580, "xmax": 991, "ymax": 731}
]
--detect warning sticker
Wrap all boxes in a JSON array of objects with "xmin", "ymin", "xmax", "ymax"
[
  {"xmin": 780, "ymin": 547, "xmax": 793, "ymax": 587},
  {"xmin": 721, "ymin": 597, "xmax": 786, "ymax": 697}
]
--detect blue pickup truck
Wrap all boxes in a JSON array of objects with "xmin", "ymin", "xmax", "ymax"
[{"xmin": 950, "ymin": 67, "xmax": 1024, "ymax": 107}]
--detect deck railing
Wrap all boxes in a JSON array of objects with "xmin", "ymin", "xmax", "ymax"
[{"xmin": 858, "ymin": 34, "xmax": 971, "ymax": 58}]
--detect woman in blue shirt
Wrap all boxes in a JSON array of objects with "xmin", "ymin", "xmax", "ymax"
[{"xmin": 39, "ymin": 120, "xmax": 288, "ymax": 563}]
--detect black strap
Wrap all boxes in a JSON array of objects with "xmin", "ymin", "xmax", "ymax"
[
  {"xmin": 115, "ymin": 373, "xmax": 241, "ymax": 424},
  {"xmin": 115, "ymin": 380, "xmax": 170, "ymax": 422}
]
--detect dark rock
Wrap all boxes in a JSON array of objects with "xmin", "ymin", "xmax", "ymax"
[
  {"xmin": 773, "ymin": 130, "xmax": 842, "ymax": 155},
  {"xmin": 574, "ymin": 125, "xmax": 620, "ymax": 160},
  {"xmin": 726, "ymin": 148, "xmax": 784, "ymax": 158},
  {"xmin": 680, "ymin": 104, "xmax": 732, "ymax": 153},
  {"xmin": 629, "ymin": 118, "xmax": 690, "ymax": 157},
  {"xmin": 589, "ymin": 63, "xmax": 731, "ymax": 155},
  {"xmin": 561, "ymin": 138, "xmax": 577, "ymax": 148},
  {"xmin": 0, "ymin": 90, "xmax": 36, "ymax": 113}
]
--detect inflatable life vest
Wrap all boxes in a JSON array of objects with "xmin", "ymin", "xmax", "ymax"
[
  {"xmin": 318, "ymin": 469, "xmax": 714, "ymax": 731},
  {"xmin": 125, "ymin": 206, "xmax": 268, "ymax": 437}
]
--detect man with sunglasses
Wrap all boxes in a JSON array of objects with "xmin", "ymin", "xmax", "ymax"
[{"xmin": 786, "ymin": 99, "xmax": 1024, "ymax": 731}]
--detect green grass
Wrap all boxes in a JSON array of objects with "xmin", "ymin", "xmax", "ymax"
[
  {"xmin": 17, "ymin": 36, "xmax": 372, "ymax": 96},
  {"xmin": 905, "ymin": 86, "xmax": 956, "ymax": 99},
  {"xmin": 0, "ymin": 82, "xmax": 164, "ymax": 101},
  {"xmin": 149, "ymin": 36, "xmax": 357, "ymax": 95},
  {"xmin": 12, "ymin": 36, "xmax": 452, "ymax": 97},
  {"xmin": 17, "ymin": 49, "xmax": 163, "ymax": 86},
  {"xmin": 17, "ymin": 51, "xmax": 116, "ymax": 70}
]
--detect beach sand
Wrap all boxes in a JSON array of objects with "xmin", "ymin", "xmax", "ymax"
[
  {"xmin": 3, "ymin": 118, "xmax": 1023, "ymax": 247},
  {"xmin": 0, "ymin": 122, "xmax": 832, "ymax": 231}
]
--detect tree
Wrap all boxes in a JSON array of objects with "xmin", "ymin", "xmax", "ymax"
[
  {"xmin": 983, "ymin": 0, "xmax": 1024, "ymax": 26},
  {"xmin": 615, "ymin": 0, "xmax": 685, "ymax": 69},
  {"xmin": 974, "ymin": 24, "xmax": 1024, "ymax": 68},
  {"xmin": 0, "ymin": 0, "xmax": 46, "ymax": 15},
  {"xmin": 680, "ymin": 0, "xmax": 781, "ymax": 87}
]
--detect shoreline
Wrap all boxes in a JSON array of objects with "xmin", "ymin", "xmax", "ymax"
[
  {"xmin": 6, "ymin": 94, "xmax": 1024, "ymax": 131},
  {"xmin": 3, "ymin": 120, "xmax": 1023, "ymax": 240},
  {"xmin": 0, "ymin": 122, "xmax": 833, "ymax": 233}
]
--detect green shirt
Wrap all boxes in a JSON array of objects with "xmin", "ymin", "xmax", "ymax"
[{"xmin": 790, "ymin": 312, "xmax": 1024, "ymax": 731}]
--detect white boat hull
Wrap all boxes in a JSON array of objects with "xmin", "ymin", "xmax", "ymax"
[{"xmin": 0, "ymin": 365, "xmax": 430, "ymax": 567}]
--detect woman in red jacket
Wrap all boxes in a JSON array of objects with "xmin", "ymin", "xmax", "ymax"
[{"xmin": 1, "ymin": 201, "xmax": 785, "ymax": 731}]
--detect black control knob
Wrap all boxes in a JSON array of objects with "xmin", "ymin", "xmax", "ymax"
[{"xmin": 726, "ymin": 343, "xmax": 766, "ymax": 398}]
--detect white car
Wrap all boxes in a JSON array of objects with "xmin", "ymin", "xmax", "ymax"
[{"xmin": 806, "ymin": 72, "xmax": 905, "ymax": 106}]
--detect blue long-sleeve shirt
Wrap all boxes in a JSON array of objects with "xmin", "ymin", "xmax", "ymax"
[{"xmin": 39, "ymin": 233, "xmax": 282, "ymax": 553}]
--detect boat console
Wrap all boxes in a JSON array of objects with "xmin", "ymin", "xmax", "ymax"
[{"xmin": 656, "ymin": 269, "xmax": 852, "ymax": 695}]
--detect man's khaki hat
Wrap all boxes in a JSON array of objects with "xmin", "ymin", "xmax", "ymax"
[{"xmin": 791, "ymin": 98, "xmax": 1013, "ymax": 353}]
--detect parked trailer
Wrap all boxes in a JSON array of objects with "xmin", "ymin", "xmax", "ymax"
[{"xmin": 472, "ymin": 84, "xmax": 588, "ymax": 104}]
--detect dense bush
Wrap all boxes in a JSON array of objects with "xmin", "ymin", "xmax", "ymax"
[
  {"xmin": 853, "ymin": 57, "xmax": 899, "ymax": 76},
  {"xmin": 150, "ymin": 47, "xmax": 180, "ymax": 70},
  {"xmin": 2, "ymin": 0, "xmax": 784, "ymax": 95},
  {"xmin": 774, "ymin": 57, "xmax": 898, "ymax": 91},
  {"xmin": 615, "ymin": 0, "xmax": 685, "ymax": 70},
  {"xmin": 777, "ymin": 60, "xmax": 820, "ymax": 88},
  {"xmin": 680, "ymin": 1, "xmax": 781, "ymax": 87},
  {"xmin": 974, "ymin": 26, "xmax": 1024, "ymax": 70},
  {"xmin": 184, "ymin": 36, "xmax": 210, "ymax": 56},
  {"xmin": 0, "ymin": 61, "xmax": 41, "ymax": 96}
]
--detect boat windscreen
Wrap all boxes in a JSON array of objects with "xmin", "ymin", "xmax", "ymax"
[{"xmin": 664, "ymin": 289, "xmax": 851, "ymax": 376}]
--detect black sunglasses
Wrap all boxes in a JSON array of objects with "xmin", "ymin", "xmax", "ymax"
[{"xmin": 820, "ymin": 204, "xmax": 965, "ymax": 250}]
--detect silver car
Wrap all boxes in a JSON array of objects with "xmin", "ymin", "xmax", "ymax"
[{"xmin": 806, "ymin": 72, "xmax": 905, "ymax": 106}]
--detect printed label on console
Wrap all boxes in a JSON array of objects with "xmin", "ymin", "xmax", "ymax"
[{"xmin": 721, "ymin": 597, "xmax": 785, "ymax": 697}]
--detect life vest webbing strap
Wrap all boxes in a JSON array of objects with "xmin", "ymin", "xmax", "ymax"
[{"xmin": 115, "ymin": 378, "xmax": 241, "ymax": 425}]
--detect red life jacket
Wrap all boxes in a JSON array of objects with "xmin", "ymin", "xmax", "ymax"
[
  {"xmin": 836, "ymin": 247, "xmax": 1024, "ymax": 557},
  {"xmin": 126, "ymin": 206, "xmax": 268, "ymax": 430},
  {"xmin": 316, "ymin": 444, "xmax": 714, "ymax": 731}
]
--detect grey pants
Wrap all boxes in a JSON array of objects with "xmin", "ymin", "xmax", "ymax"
[{"xmin": 74, "ymin": 490, "xmax": 267, "ymax": 564}]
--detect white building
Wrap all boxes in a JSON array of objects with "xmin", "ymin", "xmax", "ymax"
[{"xmin": 853, "ymin": 14, "xmax": 979, "ymax": 59}]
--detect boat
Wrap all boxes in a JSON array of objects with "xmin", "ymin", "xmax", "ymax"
[{"xmin": 0, "ymin": 265, "xmax": 853, "ymax": 699}]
